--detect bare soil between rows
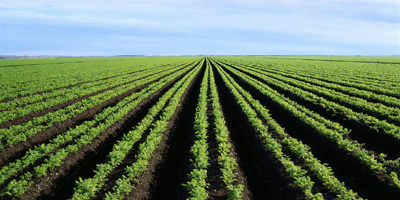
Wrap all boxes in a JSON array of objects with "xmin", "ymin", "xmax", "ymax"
[
  {"xmin": 0, "ymin": 60, "xmax": 192, "ymax": 104},
  {"xmin": 0, "ymin": 66, "xmax": 147, "ymax": 105},
  {"xmin": 0, "ymin": 62, "xmax": 194, "ymax": 109},
  {"xmin": 0, "ymin": 64, "xmax": 185, "ymax": 130},
  {"xmin": 0, "ymin": 64, "xmax": 194, "ymax": 170},
  {"xmin": 210, "ymin": 60, "xmax": 304, "ymax": 199},
  {"xmin": 207, "ymin": 63, "xmax": 252, "ymax": 200},
  {"xmin": 265, "ymin": 67, "xmax": 400, "ymax": 108},
  {"xmin": 211, "ymin": 60, "xmax": 337, "ymax": 199},
  {"xmin": 0, "ymin": 62, "xmax": 199, "ymax": 200},
  {"xmin": 1, "ymin": 61, "xmax": 200, "ymax": 199},
  {"xmin": 217, "ymin": 59, "xmax": 400, "ymax": 199},
  {"xmin": 122, "ymin": 59, "xmax": 206, "ymax": 200},
  {"xmin": 225, "ymin": 61, "xmax": 400, "ymax": 160}
]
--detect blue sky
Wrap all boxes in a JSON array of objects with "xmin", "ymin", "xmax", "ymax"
[{"xmin": 1, "ymin": 0, "xmax": 399, "ymax": 56}]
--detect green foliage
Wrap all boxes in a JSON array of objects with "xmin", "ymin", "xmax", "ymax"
[
  {"xmin": 0, "ymin": 57, "xmax": 202, "ymax": 199},
  {"xmin": 106, "ymin": 59, "xmax": 203, "ymax": 200},
  {"xmin": 2, "ymin": 56, "xmax": 398, "ymax": 199},
  {"xmin": 213, "ymin": 59, "xmax": 359, "ymax": 199},
  {"xmin": 184, "ymin": 60, "xmax": 211, "ymax": 199}
]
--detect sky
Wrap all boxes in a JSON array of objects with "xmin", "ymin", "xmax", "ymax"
[{"xmin": 1, "ymin": 0, "xmax": 400, "ymax": 56}]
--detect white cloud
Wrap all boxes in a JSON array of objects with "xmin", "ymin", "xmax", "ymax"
[
  {"xmin": 1, "ymin": 0, "xmax": 399, "ymax": 55},
  {"xmin": 1, "ymin": 49, "xmax": 110, "ymax": 56},
  {"xmin": 0, "ymin": 10, "xmax": 162, "ymax": 28}
]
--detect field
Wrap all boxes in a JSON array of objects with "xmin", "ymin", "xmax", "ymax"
[{"xmin": 0, "ymin": 56, "xmax": 400, "ymax": 199}]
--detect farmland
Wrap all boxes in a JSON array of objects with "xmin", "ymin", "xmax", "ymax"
[{"xmin": 0, "ymin": 56, "xmax": 400, "ymax": 199}]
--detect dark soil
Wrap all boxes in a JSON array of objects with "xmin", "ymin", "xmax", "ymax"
[
  {"xmin": 215, "ymin": 59, "xmax": 400, "ymax": 199},
  {"xmin": 3, "ymin": 57, "xmax": 399, "ymax": 200},
  {"xmin": 205, "ymin": 93, "xmax": 229, "ymax": 200},
  {"xmin": 262, "ymin": 70, "xmax": 400, "ymax": 127},
  {"xmin": 222, "ymin": 63, "xmax": 336, "ymax": 199},
  {"xmin": 140, "ymin": 58, "xmax": 251, "ymax": 200},
  {"xmin": 251, "ymin": 66, "xmax": 400, "ymax": 109},
  {"xmin": 210, "ymin": 60, "xmax": 302, "ymax": 199},
  {"xmin": 0, "ymin": 61, "xmax": 196, "ymax": 107},
  {"xmin": 122, "ymin": 59, "xmax": 205, "ymax": 200},
  {"xmin": 0, "ymin": 66, "xmax": 148, "ymax": 105},
  {"xmin": 0, "ymin": 59, "xmax": 195, "ymax": 104},
  {"xmin": 142, "ymin": 59, "xmax": 205, "ymax": 200},
  {"xmin": 0, "ymin": 63, "xmax": 195, "ymax": 170},
  {"xmin": 0, "ymin": 62, "xmax": 192, "ymax": 129},
  {"xmin": 208, "ymin": 66, "xmax": 252, "ymax": 200},
  {"xmin": 224, "ymin": 61, "xmax": 400, "ymax": 160},
  {"xmin": 2, "ymin": 63, "xmax": 198, "ymax": 200}
]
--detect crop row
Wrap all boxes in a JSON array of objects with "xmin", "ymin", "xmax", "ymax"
[
  {"xmin": 70, "ymin": 59, "xmax": 204, "ymax": 200},
  {"xmin": 0, "ymin": 60, "xmax": 201, "ymax": 198},
  {"xmin": 1, "ymin": 56, "xmax": 398, "ymax": 199},
  {"xmin": 241, "ymin": 63, "xmax": 400, "ymax": 123},
  {"xmin": 0, "ymin": 62, "xmax": 198, "ymax": 152},
  {"xmin": 216, "ymin": 59, "xmax": 400, "ymax": 142},
  {"xmin": 0, "ymin": 57, "xmax": 199, "ymax": 101},
  {"xmin": 0, "ymin": 62, "xmax": 170, "ymax": 111},
  {"xmin": 183, "ymin": 59, "xmax": 245, "ymax": 199},
  {"xmin": 214, "ymin": 59, "xmax": 400, "ymax": 187},
  {"xmin": 245, "ymin": 64, "xmax": 400, "ymax": 109},
  {"xmin": 102, "ymin": 58, "xmax": 203, "ymax": 200},
  {"xmin": 214, "ymin": 60, "xmax": 346, "ymax": 199},
  {"xmin": 224, "ymin": 57, "xmax": 400, "ymax": 98},
  {"xmin": 255, "ymin": 57, "xmax": 400, "ymax": 97},
  {"xmin": 208, "ymin": 60, "xmax": 244, "ymax": 198},
  {"xmin": 263, "ymin": 57, "xmax": 399, "ymax": 85},
  {"xmin": 183, "ymin": 59, "xmax": 210, "ymax": 199},
  {"xmin": 0, "ymin": 63, "xmax": 187, "ymax": 123}
]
